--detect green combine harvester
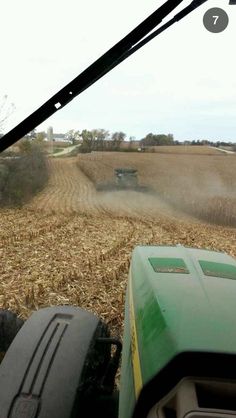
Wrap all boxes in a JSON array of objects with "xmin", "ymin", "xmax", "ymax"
[
  {"xmin": 115, "ymin": 168, "xmax": 138, "ymax": 189},
  {"xmin": 1, "ymin": 245, "xmax": 236, "ymax": 418},
  {"xmin": 97, "ymin": 168, "xmax": 151, "ymax": 192}
]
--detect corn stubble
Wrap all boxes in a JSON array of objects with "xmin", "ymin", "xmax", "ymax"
[{"xmin": 0, "ymin": 151, "xmax": 236, "ymax": 336}]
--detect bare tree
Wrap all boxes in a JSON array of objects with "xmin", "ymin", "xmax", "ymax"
[
  {"xmin": 0, "ymin": 95, "xmax": 15, "ymax": 135},
  {"xmin": 111, "ymin": 131, "xmax": 126, "ymax": 150}
]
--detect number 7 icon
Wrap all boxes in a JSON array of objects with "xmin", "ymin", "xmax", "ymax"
[{"xmin": 213, "ymin": 15, "xmax": 219, "ymax": 24}]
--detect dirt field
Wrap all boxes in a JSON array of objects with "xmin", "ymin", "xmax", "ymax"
[
  {"xmin": 1, "ymin": 153, "xmax": 236, "ymax": 337},
  {"xmin": 144, "ymin": 145, "xmax": 222, "ymax": 154}
]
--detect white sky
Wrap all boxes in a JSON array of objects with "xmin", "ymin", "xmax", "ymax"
[{"xmin": 1, "ymin": 0, "xmax": 236, "ymax": 141}]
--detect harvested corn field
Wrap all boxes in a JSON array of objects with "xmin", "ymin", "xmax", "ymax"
[
  {"xmin": 141, "ymin": 145, "xmax": 223, "ymax": 154},
  {"xmin": 26, "ymin": 158, "xmax": 180, "ymax": 219},
  {"xmin": 1, "ymin": 208, "xmax": 236, "ymax": 335},
  {"xmin": 1, "ymin": 153, "xmax": 236, "ymax": 336},
  {"xmin": 78, "ymin": 151, "xmax": 236, "ymax": 227}
]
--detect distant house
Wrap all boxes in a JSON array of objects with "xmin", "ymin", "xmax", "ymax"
[{"xmin": 53, "ymin": 133, "xmax": 72, "ymax": 143}]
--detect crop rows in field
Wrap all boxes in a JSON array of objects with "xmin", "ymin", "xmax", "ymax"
[
  {"xmin": 1, "ymin": 155, "xmax": 236, "ymax": 336},
  {"xmin": 26, "ymin": 157, "xmax": 178, "ymax": 220},
  {"xmin": 26, "ymin": 158, "xmax": 103, "ymax": 215},
  {"xmin": 78, "ymin": 152, "xmax": 236, "ymax": 227},
  {"xmin": 1, "ymin": 206, "xmax": 236, "ymax": 336}
]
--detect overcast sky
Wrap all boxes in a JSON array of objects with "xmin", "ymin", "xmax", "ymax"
[{"xmin": 1, "ymin": 0, "xmax": 236, "ymax": 141}]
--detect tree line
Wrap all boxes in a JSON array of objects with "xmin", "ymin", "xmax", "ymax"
[
  {"xmin": 25, "ymin": 130, "xmax": 236, "ymax": 150},
  {"xmin": 66, "ymin": 129, "xmax": 127, "ymax": 152},
  {"xmin": 140, "ymin": 133, "xmax": 174, "ymax": 146},
  {"xmin": 65, "ymin": 129, "xmax": 177, "ymax": 152},
  {"xmin": 15, "ymin": 124, "xmax": 236, "ymax": 152}
]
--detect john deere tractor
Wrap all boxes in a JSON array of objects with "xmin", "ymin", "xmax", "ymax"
[{"xmin": 1, "ymin": 245, "xmax": 236, "ymax": 418}]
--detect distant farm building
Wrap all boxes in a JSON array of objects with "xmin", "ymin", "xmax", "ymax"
[{"xmin": 53, "ymin": 133, "xmax": 72, "ymax": 143}]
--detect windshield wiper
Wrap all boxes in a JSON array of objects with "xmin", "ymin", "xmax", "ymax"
[{"xmin": 0, "ymin": 0, "xmax": 208, "ymax": 152}]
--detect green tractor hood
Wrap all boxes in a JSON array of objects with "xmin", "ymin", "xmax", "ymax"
[{"xmin": 119, "ymin": 245, "xmax": 236, "ymax": 418}]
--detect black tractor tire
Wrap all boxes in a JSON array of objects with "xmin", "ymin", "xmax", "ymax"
[{"xmin": 0, "ymin": 310, "xmax": 24, "ymax": 355}]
